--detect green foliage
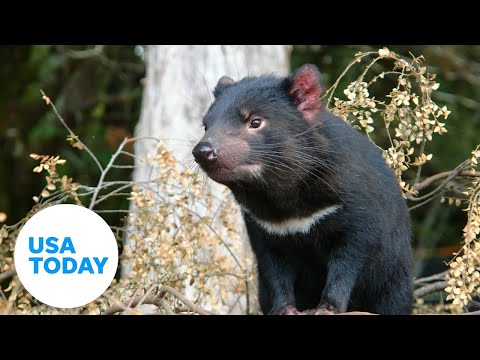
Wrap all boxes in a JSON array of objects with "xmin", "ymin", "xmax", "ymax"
[{"xmin": 0, "ymin": 45, "xmax": 145, "ymax": 227}]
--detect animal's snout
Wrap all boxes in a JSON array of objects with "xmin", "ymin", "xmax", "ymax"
[{"xmin": 192, "ymin": 142, "xmax": 218, "ymax": 166}]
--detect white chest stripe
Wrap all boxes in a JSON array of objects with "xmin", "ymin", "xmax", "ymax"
[{"xmin": 246, "ymin": 205, "xmax": 342, "ymax": 236}]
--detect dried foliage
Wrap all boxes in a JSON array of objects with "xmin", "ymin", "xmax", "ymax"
[
  {"xmin": 326, "ymin": 47, "xmax": 450, "ymax": 194},
  {"xmin": 443, "ymin": 147, "xmax": 480, "ymax": 311},
  {"xmin": 29, "ymin": 153, "xmax": 79, "ymax": 204},
  {"xmin": 2, "ymin": 48, "xmax": 480, "ymax": 315},
  {"xmin": 0, "ymin": 91, "xmax": 253, "ymax": 315},
  {"xmin": 0, "ymin": 152, "xmax": 84, "ymax": 314},
  {"xmin": 121, "ymin": 142, "xmax": 254, "ymax": 314}
]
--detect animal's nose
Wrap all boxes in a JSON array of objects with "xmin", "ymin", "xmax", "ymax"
[{"xmin": 192, "ymin": 142, "xmax": 218, "ymax": 166}]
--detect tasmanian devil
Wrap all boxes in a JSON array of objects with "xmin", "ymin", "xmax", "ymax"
[{"xmin": 192, "ymin": 64, "xmax": 413, "ymax": 315}]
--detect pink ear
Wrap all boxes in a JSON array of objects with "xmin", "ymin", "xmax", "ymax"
[{"xmin": 290, "ymin": 64, "xmax": 322, "ymax": 120}]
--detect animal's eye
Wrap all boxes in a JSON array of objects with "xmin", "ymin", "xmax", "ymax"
[{"xmin": 250, "ymin": 118, "xmax": 262, "ymax": 129}]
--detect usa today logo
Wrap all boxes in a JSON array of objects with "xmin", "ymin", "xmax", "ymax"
[{"xmin": 14, "ymin": 204, "xmax": 118, "ymax": 308}]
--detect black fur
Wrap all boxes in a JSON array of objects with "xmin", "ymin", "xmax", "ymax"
[{"xmin": 193, "ymin": 65, "xmax": 413, "ymax": 315}]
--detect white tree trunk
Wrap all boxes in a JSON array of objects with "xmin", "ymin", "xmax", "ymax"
[{"xmin": 127, "ymin": 45, "xmax": 291, "ymax": 312}]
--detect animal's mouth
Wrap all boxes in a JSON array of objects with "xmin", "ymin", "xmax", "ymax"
[
  {"xmin": 233, "ymin": 163, "xmax": 262, "ymax": 173},
  {"xmin": 200, "ymin": 162, "xmax": 262, "ymax": 184}
]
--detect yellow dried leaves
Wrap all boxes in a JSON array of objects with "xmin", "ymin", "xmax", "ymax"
[
  {"xmin": 30, "ymin": 154, "xmax": 67, "ymax": 175},
  {"xmin": 123, "ymin": 142, "xmax": 253, "ymax": 313},
  {"xmin": 29, "ymin": 154, "xmax": 79, "ymax": 205},
  {"xmin": 445, "ymin": 145, "xmax": 480, "ymax": 311},
  {"xmin": 329, "ymin": 48, "xmax": 450, "ymax": 195},
  {"xmin": 66, "ymin": 135, "xmax": 84, "ymax": 150}
]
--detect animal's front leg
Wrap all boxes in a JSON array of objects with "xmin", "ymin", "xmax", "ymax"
[
  {"xmin": 244, "ymin": 215, "xmax": 299, "ymax": 315},
  {"xmin": 256, "ymin": 250, "xmax": 299, "ymax": 315},
  {"xmin": 302, "ymin": 238, "xmax": 368, "ymax": 315}
]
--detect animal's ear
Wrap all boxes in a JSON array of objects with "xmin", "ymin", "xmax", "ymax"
[
  {"xmin": 286, "ymin": 64, "xmax": 322, "ymax": 120},
  {"xmin": 213, "ymin": 76, "xmax": 235, "ymax": 97}
]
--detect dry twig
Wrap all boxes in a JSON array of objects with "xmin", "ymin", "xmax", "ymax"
[
  {"xmin": 414, "ymin": 270, "xmax": 449, "ymax": 285},
  {"xmin": 414, "ymin": 281, "xmax": 449, "ymax": 298},
  {"xmin": 102, "ymin": 286, "xmax": 214, "ymax": 315},
  {"xmin": 0, "ymin": 269, "xmax": 16, "ymax": 283}
]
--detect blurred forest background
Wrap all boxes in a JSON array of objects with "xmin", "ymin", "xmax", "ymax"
[{"xmin": 1, "ymin": 45, "xmax": 480, "ymax": 313}]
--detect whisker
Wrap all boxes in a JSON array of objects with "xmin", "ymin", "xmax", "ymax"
[
  {"xmin": 249, "ymin": 152, "xmax": 347, "ymax": 203},
  {"xmin": 252, "ymin": 157, "xmax": 312, "ymax": 190}
]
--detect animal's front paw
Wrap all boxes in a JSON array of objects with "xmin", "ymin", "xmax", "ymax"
[
  {"xmin": 269, "ymin": 305, "xmax": 301, "ymax": 315},
  {"xmin": 301, "ymin": 305, "xmax": 336, "ymax": 315}
]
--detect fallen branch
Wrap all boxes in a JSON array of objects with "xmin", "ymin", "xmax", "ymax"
[
  {"xmin": 158, "ymin": 299, "xmax": 175, "ymax": 315},
  {"xmin": 158, "ymin": 286, "xmax": 214, "ymax": 315},
  {"xmin": 102, "ymin": 293, "xmax": 128, "ymax": 313},
  {"xmin": 102, "ymin": 294, "xmax": 176, "ymax": 315},
  {"xmin": 102, "ymin": 286, "xmax": 214, "ymax": 315},
  {"xmin": 336, "ymin": 311, "xmax": 377, "ymax": 315},
  {"xmin": 463, "ymin": 310, "xmax": 480, "ymax": 315}
]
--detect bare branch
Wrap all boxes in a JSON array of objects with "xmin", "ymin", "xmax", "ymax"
[
  {"xmin": 102, "ymin": 293, "xmax": 128, "ymax": 312},
  {"xmin": 40, "ymin": 90, "xmax": 104, "ymax": 173},
  {"xmin": 125, "ymin": 287, "xmax": 144, "ymax": 310},
  {"xmin": 434, "ymin": 90, "xmax": 480, "ymax": 111},
  {"xmin": 89, "ymin": 138, "xmax": 129, "ymax": 209},
  {"xmin": 136, "ymin": 284, "xmax": 158, "ymax": 308},
  {"xmin": 158, "ymin": 299, "xmax": 175, "ymax": 315},
  {"xmin": 411, "ymin": 170, "xmax": 480, "ymax": 195},
  {"xmin": 406, "ymin": 162, "xmax": 477, "ymax": 211},
  {"xmin": 464, "ymin": 310, "xmax": 480, "ymax": 315},
  {"xmin": 414, "ymin": 281, "xmax": 448, "ymax": 298},
  {"xmin": 102, "ymin": 286, "xmax": 214, "ymax": 315},
  {"xmin": 414, "ymin": 270, "xmax": 448, "ymax": 285},
  {"xmin": 158, "ymin": 286, "xmax": 214, "ymax": 315},
  {"xmin": 63, "ymin": 45, "xmax": 105, "ymax": 59},
  {"xmin": 406, "ymin": 162, "xmax": 472, "ymax": 202},
  {"xmin": 0, "ymin": 269, "xmax": 16, "ymax": 283},
  {"xmin": 323, "ymin": 51, "xmax": 378, "ymax": 107},
  {"xmin": 110, "ymin": 165, "xmax": 135, "ymax": 169},
  {"xmin": 87, "ymin": 136, "xmax": 164, "ymax": 209}
]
